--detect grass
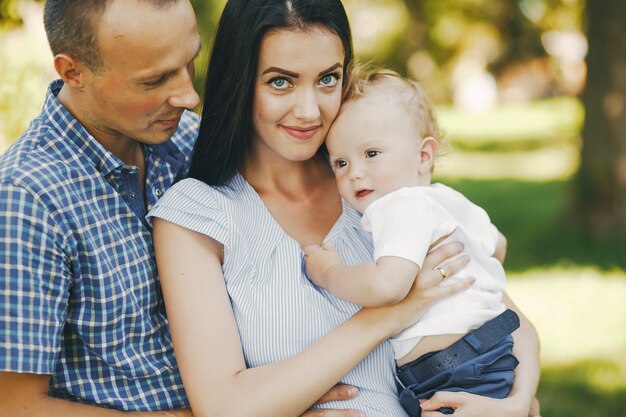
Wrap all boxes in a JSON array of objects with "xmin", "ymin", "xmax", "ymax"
[
  {"xmin": 507, "ymin": 270, "xmax": 626, "ymax": 417},
  {"xmin": 539, "ymin": 360, "xmax": 626, "ymax": 417}
]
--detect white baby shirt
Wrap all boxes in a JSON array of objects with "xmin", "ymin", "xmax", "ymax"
[{"xmin": 361, "ymin": 183, "xmax": 507, "ymax": 359}]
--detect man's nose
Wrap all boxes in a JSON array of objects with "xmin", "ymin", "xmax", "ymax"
[{"xmin": 169, "ymin": 71, "xmax": 200, "ymax": 109}]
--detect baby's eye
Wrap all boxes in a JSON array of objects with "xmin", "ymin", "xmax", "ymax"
[
  {"xmin": 319, "ymin": 73, "xmax": 340, "ymax": 88},
  {"xmin": 268, "ymin": 77, "xmax": 292, "ymax": 90},
  {"xmin": 334, "ymin": 159, "xmax": 347, "ymax": 169},
  {"xmin": 365, "ymin": 150, "xmax": 380, "ymax": 158}
]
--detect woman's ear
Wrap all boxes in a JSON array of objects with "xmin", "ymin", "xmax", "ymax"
[
  {"xmin": 53, "ymin": 53, "xmax": 87, "ymax": 88},
  {"xmin": 417, "ymin": 136, "xmax": 439, "ymax": 174}
]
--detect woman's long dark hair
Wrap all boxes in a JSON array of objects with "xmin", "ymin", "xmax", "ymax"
[{"xmin": 188, "ymin": 0, "xmax": 353, "ymax": 186}]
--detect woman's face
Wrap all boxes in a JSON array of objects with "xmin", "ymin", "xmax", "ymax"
[{"xmin": 252, "ymin": 26, "xmax": 345, "ymax": 163}]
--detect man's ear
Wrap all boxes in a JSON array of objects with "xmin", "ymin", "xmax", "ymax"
[
  {"xmin": 417, "ymin": 136, "xmax": 439, "ymax": 174},
  {"xmin": 53, "ymin": 53, "xmax": 88, "ymax": 88}
]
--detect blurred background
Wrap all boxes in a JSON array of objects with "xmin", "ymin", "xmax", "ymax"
[{"xmin": 1, "ymin": 0, "xmax": 625, "ymax": 415}]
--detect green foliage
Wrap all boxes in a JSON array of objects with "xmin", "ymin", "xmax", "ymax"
[
  {"xmin": 0, "ymin": 0, "xmax": 43, "ymax": 28},
  {"xmin": 189, "ymin": 0, "xmax": 225, "ymax": 96},
  {"xmin": 440, "ymin": 96, "xmax": 584, "ymax": 148},
  {"xmin": 1, "ymin": 0, "xmax": 24, "ymax": 28},
  {"xmin": 0, "ymin": 0, "xmax": 52, "ymax": 144},
  {"xmin": 0, "ymin": 53, "xmax": 49, "ymax": 141}
]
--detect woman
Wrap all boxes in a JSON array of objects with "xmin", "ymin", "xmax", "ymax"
[{"xmin": 149, "ymin": 1, "xmax": 540, "ymax": 416}]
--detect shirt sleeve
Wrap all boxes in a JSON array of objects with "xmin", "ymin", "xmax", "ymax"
[
  {"xmin": 436, "ymin": 185, "xmax": 500, "ymax": 255},
  {"xmin": 147, "ymin": 178, "xmax": 229, "ymax": 247},
  {"xmin": 364, "ymin": 191, "xmax": 439, "ymax": 267},
  {"xmin": 0, "ymin": 183, "xmax": 71, "ymax": 374}
]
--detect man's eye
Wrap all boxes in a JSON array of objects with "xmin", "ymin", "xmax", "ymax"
[
  {"xmin": 366, "ymin": 150, "xmax": 380, "ymax": 158},
  {"xmin": 143, "ymin": 76, "xmax": 166, "ymax": 87}
]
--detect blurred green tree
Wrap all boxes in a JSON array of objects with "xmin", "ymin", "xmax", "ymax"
[
  {"xmin": 0, "ymin": 0, "xmax": 40, "ymax": 29},
  {"xmin": 575, "ymin": 1, "xmax": 626, "ymax": 235},
  {"xmin": 188, "ymin": 0, "xmax": 224, "ymax": 96}
]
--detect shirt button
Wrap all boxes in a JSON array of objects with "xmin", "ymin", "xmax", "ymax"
[
  {"xmin": 155, "ymin": 188, "xmax": 162, "ymax": 196},
  {"xmin": 129, "ymin": 192, "xmax": 136, "ymax": 199}
]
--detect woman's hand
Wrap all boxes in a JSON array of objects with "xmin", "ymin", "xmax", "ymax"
[
  {"xmin": 370, "ymin": 241, "xmax": 474, "ymax": 336},
  {"xmin": 299, "ymin": 385, "xmax": 364, "ymax": 417},
  {"xmin": 419, "ymin": 392, "xmax": 541, "ymax": 417}
]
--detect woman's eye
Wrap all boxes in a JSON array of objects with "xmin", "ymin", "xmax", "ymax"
[
  {"xmin": 366, "ymin": 150, "xmax": 380, "ymax": 158},
  {"xmin": 319, "ymin": 73, "xmax": 339, "ymax": 87},
  {"xmin": 268, "ymin": 77, "xmax": 291, "ymax": 90}
]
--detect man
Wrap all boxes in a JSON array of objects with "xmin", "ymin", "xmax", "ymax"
[{"xmin": 0, "ymin": 1, "xmax": 356, "ymax": 415}]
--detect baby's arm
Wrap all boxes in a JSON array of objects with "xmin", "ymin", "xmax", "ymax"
[
  {"xmin": 492, "ymin": 231, "xmax": 507, "ymax": 263},
  {"xmin": 303, "ymin": 242, "xmax": 418, "ymax": 307}
]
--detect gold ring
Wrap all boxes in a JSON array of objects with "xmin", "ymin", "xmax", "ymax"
[{"xmin": 436, "ymin": 267, "xmax": 447, "ymax": 281}]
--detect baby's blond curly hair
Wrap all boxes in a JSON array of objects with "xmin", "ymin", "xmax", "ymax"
[{"xmin": 342, "ymin": 62, "xmax": 446, "ymax": 159}]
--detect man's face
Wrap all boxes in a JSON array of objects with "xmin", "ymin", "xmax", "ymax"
[{"xmin": 80, "ymin": 0, "xmax": 201, "ymax": 148}]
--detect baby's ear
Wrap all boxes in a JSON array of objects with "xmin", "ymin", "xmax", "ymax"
[{"xmin": 418, "ymin": 136, "xmax": 438, "ymax": 174}]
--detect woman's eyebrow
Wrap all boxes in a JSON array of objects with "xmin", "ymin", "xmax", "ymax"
[
  {"xmin": 319, "ymin": 63, "xmax": 342, "ymax": 76},
  {"xmin": 261, "ymin": 63, "xmax": 343, "ymax": 78},
  {"xmin": 262, "ymin": 67, "xmax": 299, "ymax": 78}
]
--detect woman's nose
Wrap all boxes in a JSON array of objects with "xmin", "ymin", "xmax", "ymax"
[{"xmin": 293, "ymin": 88, "xmax": 321, "ymax": 121}]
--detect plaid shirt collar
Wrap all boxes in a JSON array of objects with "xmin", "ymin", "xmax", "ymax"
[{"xmin": 41, "ymin": 79, "xmax": 187, "ymax": 177}]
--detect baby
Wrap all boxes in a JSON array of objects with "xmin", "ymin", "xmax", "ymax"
[{"xmin": 304, "ymin": 69, "xmax": 520, "ymax": 416}]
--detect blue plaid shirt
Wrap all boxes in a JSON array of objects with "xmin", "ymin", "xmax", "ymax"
[{"xmin": 0, "ymin": 80, "xmax": 198, "ymax": 410}]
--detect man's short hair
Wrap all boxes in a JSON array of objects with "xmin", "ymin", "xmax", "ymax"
[{"xmin": 43, "ymin": 0, "xmax": 180, "ymax": 72}]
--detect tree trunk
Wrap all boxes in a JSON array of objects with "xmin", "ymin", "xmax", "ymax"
[
  {"xmin": 400, "ymin": 0, "xmax": 427, "ymax": 68},
  {"xmin": 576, "ymin": 1, "xmax": 626, "ymax": 234}
]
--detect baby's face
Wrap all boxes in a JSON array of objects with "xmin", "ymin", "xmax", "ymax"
[{"xmin": 326, "ymin": 95, "xmax": 431, "ymax": 213}]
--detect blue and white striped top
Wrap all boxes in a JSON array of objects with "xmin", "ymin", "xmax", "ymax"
[{"xmin": 148, "ymin": 174, "xmax": 408, "ymax": 416}]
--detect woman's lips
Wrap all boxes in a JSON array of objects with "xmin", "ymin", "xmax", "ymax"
[{"xmin": 281, "ymin": 125, "xmax": 320, "ymax": 140}]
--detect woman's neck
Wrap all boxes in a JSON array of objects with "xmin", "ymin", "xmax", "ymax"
[
  {"xmin": 242, "ymin": 151, "xmax": 342, "ymax": 247},
  {"xmin": 243, "ymin": 152, "xmax": 332, "ymax": 200}
]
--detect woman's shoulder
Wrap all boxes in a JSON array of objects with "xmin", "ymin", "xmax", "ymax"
[
  {"xmin": 156, "ymin": 177, "xmax": 220, "ymax": 209},
  {"xmin": 160, "ymin": 176, "xmax": 247, "ymax": 206},
  {"xmin": 147, "ymin": 177, "xmax": 246, "ymax": 244},
  {"xmin": 168, "ymin": 176, "xmax": 213, "ymax": 195},
  {"xmin": 148, "ymin": 176, "xmax": 245, "ymax": 225}
]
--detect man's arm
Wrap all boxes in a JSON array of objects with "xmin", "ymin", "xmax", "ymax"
[
  {"xmin": 304, "ymin": 241, "xmax": 418, "ymax": 306},
  {"xmin": 0, "ymin": 185, "xmax": 184, "ymax": 416},
  {"xmin": 0, "ymin": 373, "xmax": 192, "ymax": 417}
]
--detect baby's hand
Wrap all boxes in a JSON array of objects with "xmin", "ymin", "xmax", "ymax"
[{"xmin": 303, "ymin": 241, "xmax": 341, "ymax": 289}]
